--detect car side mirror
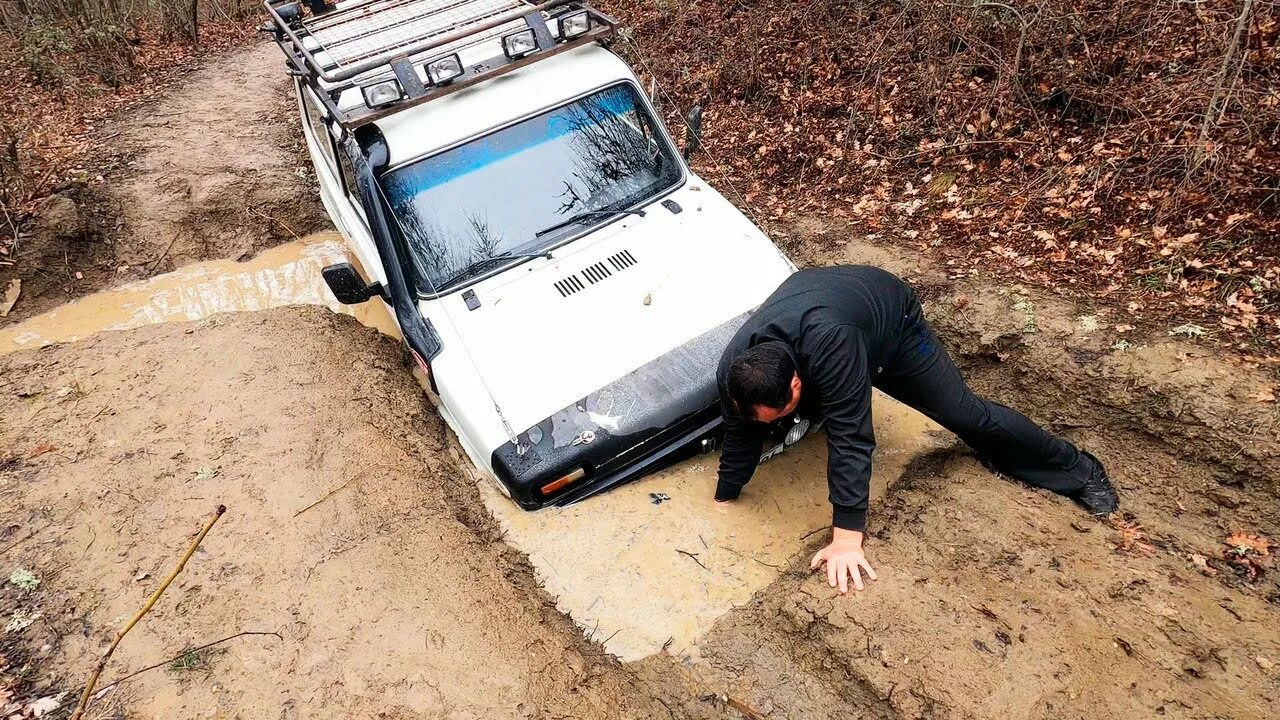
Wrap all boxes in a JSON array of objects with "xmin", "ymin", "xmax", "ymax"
[
  {"xmin": 683, "ymin": 105, "xmax": 703, "ymax": 161},
  {"xmin": 322, "ymin": 262, "xmax": 384, "ymax": 305}
]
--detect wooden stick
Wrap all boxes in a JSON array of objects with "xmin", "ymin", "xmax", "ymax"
[
  {"xmin": 93, "ymin": 630, "xmax": 282, "ymax": 696},
  {"xmin": 69, "ymin": 504, "xmax": 227, "ymax": 720}
]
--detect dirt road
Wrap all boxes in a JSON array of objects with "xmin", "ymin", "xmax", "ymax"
[
  {"xmin": 2, "ymin": 40, "xmax": 1278, "ymax": 720},
  {"xmin": 0, "ymin": 42, "xmax": 326, "ymax": 327}
]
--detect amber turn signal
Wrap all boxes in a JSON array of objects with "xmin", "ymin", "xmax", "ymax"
[{"xmin": 540, "ymin": 467, "xmax": 586, "ymax": 496}]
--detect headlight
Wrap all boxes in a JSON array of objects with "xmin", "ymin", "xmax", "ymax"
[
  {"xmin": 558, "ymin": 10, "xmax": 591, "ymax": 39},
  {"xmin": 502, "ymin": 28, "xmax": 538, "ymax": 59},
  {"xmin": 360, "ymin": 79, "xmax": 403, "ymax": 108},
  {"xmin": 784, "ymin": 417, "xmax": 810, "ymax": 446},
  {"xmin": 424, "ymin": 53, "xmax": 464, "ymax": 85}
]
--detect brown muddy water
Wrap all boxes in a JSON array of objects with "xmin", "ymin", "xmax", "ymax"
[{"xmin": 1, "ymin": 233, "xmax": 952, "ymax": 662}]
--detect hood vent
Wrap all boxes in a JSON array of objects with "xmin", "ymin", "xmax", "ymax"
[
  {"xmin": 608, "ymin": 249, "xmax": 638, "ymax": 271},
  {"xmin": 554, "ymin": 250, "xmax": 638, "ymax": 297},
  {"xmin": 554, "ymin": 275, "xmax": 586, "ymax": 297}
]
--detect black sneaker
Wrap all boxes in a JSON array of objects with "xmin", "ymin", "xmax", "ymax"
[{"xmin": 1072, "ymin": 450, "xmax": 1119, "ymax": 516}]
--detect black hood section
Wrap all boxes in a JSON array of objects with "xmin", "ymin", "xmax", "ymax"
[{"xmin": 491, "ymin": 312, "xmax": 752, "ymax": 509}]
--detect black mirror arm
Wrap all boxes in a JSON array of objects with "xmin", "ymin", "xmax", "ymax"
[{"xmin": 683, "ymin": 105, "xmax": 703, "ymax": 162}]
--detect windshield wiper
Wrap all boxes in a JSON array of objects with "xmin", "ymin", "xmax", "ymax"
[
  {"xmin": 437, "ymin": 251, "xmax": 552, "ymax": 290},
  {"xmin": 534, "ymin": 208, "xmax": 646, "ymax": 238}
]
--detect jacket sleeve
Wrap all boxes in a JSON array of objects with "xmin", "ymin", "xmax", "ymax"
[
  {"xmin": 714, "ymin": 406, "xmax": 767, "ymax": 501},
  {"xmin": 802, "ymin": 324, "xmax": 876, "ymax": 531}
]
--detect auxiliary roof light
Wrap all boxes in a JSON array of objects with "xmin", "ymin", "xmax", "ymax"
[
  {"xmin": 558, "ymin": 10, "xmax": 591, "ymax": 39},
  {"xmin": 360, "ymin": 79, "xmax": 404, "ymax": 108},
  {"xmin": 424, "ymin": 53, "xmax": 464, "ymax": 85},
  {"xmin": 502, "ymin": 28, "xmax": 538, "ymax": 59}
]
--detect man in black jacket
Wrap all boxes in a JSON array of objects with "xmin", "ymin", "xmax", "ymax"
[{"xmin": 715, "ymin": 265, "xmax": 1118, "ymax": 593}]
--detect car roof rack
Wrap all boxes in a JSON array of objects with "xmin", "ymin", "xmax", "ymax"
[{"xmin": 261, "ymin": 0, "xmax": 620, "ymax": 130}]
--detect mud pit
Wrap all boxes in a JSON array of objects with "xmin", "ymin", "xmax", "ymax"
[{"xmin": 2, "ymin": 248, "xmax": 1277, "ymax": 719}]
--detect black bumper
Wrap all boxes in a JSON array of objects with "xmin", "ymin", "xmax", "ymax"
[{"xmin": 491, "ymin": 313, "xmax": 749, "ymax": 509}]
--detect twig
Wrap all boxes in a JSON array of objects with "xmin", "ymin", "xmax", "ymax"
[
  {"xmin": 1189, "ymin": 0, "xmax": 1255, "ymax": 175},
  {"xmin": 69, "ymin": 504, "xmax": 227, "ymax": 720},
  {"xmin": 247, "ymin": 207, "xmax": 302, "ymax": 243},
  {"xmin": 293, "ymin": 464, "xmax": 388, "ymax": 517},
  {"xmin": 676, "ymin": 548, "xmax": 709, "ymax": 571},
  {"xmin": 93, "ymin": 630, "xmax": 282, "ymax": 695},
  {"xmin": 146, "ymin": 234, "xmax": 179, "ymax": 272},
  {"xmin": 293, "ymin": 476, "xmax": 359, "ymax": 517}
]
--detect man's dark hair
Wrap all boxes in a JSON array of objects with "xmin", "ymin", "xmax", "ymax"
[{"xmin": 726, "ymin": 341, "xmax": 796, "ymax": 416}]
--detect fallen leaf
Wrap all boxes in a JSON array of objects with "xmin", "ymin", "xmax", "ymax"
[
  {"xmin": 27, "ymin": 691, "xmax": 66, "ymax": 718},
  {"xmin": 1189, "ymin": 553, "xmax": 1218, "ymax": 576},
  {"xmin": 0, "ymin": 279, "xmax": 18, "ymax": 317},
  {"xmin": 1248, "ymin": 387, "xmax": 1275, "ymax": 403},
  {"xmin": 1114, "ymin": 324, "xmax": 1135, "ymax": 333},
  {"xmin": 1225, "ymin": 532, "xmax": 1271, "ymax": 557}
]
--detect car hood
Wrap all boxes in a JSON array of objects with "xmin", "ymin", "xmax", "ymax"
[{"xmin": 431, "ymin": 184, "xmax": 793, "ymax": 440}]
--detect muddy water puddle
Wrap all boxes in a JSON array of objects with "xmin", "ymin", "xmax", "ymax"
[
  {"xmin": 0, "ymin": 231, "xmax": 397, "ymax": 353},
  {"xmin": 2, "ymin": 238, "xmax": 953, "ymax": 663},
  {"xmin": 481, "ymin": 396, "xmax": 951, "ymax": 661}
]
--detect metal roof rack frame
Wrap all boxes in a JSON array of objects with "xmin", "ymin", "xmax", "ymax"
[{"xmin": 261, "ymin": 0, "xmax": 620, "ymax": 131}]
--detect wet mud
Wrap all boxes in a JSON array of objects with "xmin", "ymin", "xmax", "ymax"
[{"xmin": 1, "ymin": 309, "xmax": 674, "ymax": 719}]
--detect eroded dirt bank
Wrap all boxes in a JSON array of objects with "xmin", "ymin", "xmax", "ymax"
[
  {"xmin": 0, "ymin": 42, "xmax": 326, "ymax": 327},
  {"xmin": 1, "ymin": 309, "xmax": 674, "ymax": 719}
]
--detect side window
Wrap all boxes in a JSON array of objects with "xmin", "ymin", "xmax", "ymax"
[
  {"xmin": 299, "ymin": 84, "xmax": 338, "ymax": 175},
  {"xmin": 337, "ymin": 149, "xmax": 359, "ymax": 201}
]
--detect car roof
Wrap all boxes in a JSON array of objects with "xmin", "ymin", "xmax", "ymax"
[{"xmin": 347, "ymin": 43, "xmax": 639, "ymax": 167}]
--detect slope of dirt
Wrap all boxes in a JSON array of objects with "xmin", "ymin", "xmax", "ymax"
[
  {"xmin": 643, "ymin": 450, "xmax": 1279, "ymax": 720},
  {"xmin": 620, "ymin": 226, "xmax": 1280, "ymax": 719},
  {"xmin": 0, "ymin": 41, "xmax": 326, "ymax": 328},
  {"xmin": 0, "ymin": 308, "xmax": 674, "ymax": 719},
  {"xmin": 106, "ymin": 42, "xmax": 326, "ymax": 272}
]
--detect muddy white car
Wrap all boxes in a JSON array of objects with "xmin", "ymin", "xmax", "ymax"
[{"xmin": 264, "ymin": 0, "xmax": 803, "ymax": 507}]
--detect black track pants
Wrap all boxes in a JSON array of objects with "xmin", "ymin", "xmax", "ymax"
[{"xmin": 876, "ymin": 300, "xmax": 1092, "ymax": 495}]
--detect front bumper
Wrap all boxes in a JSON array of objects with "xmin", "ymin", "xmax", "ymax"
[{"xmin": 490, "ymin": 313, "xmax": 748, "ymax": 509}]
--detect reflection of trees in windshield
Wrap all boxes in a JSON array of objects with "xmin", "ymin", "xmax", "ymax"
[
  {"xmin": 555, "ymin": 89, "xmax": 661, "ymax": 215},
  {"xmin": 394, "ymin": 202, "xmax": 506, "ymax": 289},
  {"xmin": 382, "ymin": 83, "xmax": 680, "ymax": 293}
]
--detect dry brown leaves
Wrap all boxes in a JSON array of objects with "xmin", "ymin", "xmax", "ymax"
[
  {"xmin": 1223, "ymin": 531, "xmax": 1273, "ymax": 579},
  {"xmin": 607, "ymin": 0, "xmax": 1280, "ymax": 356},
  {"xmin": 1109, "ymin": 516, "xmax": 1156, "ymax": 555}
]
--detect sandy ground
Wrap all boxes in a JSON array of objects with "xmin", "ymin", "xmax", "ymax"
[{"xmin": 1, "ymin": 309, "xmax": 674, "ymax": 719}]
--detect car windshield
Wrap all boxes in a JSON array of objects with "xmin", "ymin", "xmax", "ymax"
[{"xmin": 381, "ymin": 83, "xmax": 682, "ymax": 293}]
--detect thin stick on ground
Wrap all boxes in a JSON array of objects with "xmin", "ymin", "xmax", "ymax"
[
  {"xmin": 69, "ymin": 504, "xmax": 227, "ymax": 720},
  {"xmin": 93, "ymin": 630, "xmax": 282, "ymax": 696}
]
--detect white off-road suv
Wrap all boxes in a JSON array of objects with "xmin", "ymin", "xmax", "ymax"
[{"xmin": 264, "ymin": 0, "xmax": 804, "ymax": 508}]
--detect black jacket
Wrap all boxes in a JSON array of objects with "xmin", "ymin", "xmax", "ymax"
[{"xmin": 715, "ymin": 265, "xmax": 916, "ymax": 531}]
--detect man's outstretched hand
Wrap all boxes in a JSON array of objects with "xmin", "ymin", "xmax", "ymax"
[{"xmin": 810, "ymin": 527, "xmax": 877, "ymax": 593}]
